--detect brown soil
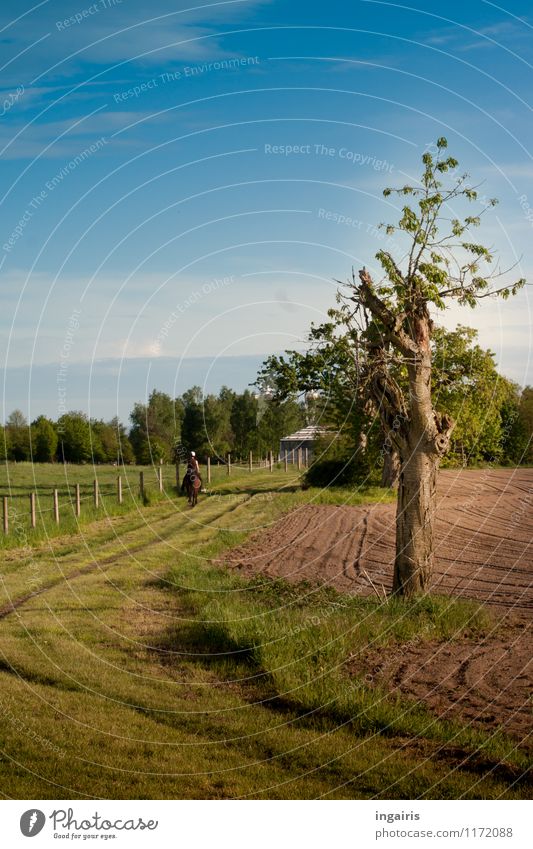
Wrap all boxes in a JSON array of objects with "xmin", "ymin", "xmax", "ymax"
[
  {"xmin": 220, "ymin": 468, "xmax": 533, "ymax": 612},
  {"xmin": 218, "ymin": 468, "xmax": 533, "ymax": 744},
  {"xmin": 346, "ymin": 622, "xmax": 532, "ymax": 744}
]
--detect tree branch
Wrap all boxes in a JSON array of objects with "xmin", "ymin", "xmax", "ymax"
[{"xmin": 357, "ymin": 268, "xmax": 419, "ymax": 358}]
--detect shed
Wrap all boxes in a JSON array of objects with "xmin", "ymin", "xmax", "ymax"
[{"xmin": 279, "ymin": 425, "xmax": 328, "ymax": 464}]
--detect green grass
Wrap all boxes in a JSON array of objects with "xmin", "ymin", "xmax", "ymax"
[
  {"xmin": 164, "ymin": 532, "xmax": 525, "ymax": 776},
  {"xmin": 0, "ymin": 468, "xmax": 529, "ymax": 799},
  {"xmin": 0, "ymin": 461, "xmax": 394, "ymax": 549}
]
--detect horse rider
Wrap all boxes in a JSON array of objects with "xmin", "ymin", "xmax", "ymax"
[{"xmin": 182, "ymin": 451, "xmax": 201, "ymax": 492}]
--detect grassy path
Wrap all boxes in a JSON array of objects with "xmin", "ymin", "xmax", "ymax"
[{"xmin": 0, "ymin": 472, "xmax": 530, "ymax": 799}]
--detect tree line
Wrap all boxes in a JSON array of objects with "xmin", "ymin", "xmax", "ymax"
[
  {"xmin": 1, "ymin": 361, "xmax": 531, "ymax": 470},
  {"xmin": 0, "ymin": 387, "xmax": 305, "ymax": 465}
]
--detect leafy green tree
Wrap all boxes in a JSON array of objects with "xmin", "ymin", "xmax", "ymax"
[
  {"xmin": 90, "ymin": 418, "xmax": 134, "ymax": 464},
  {"xmin": 230, "ymin": 391, "xmax": 260, "ymax": 458},
  {"xmin": 0, "ymin": 425, "xmax": 8, "ymax": 461},
  {"xmin": 6, "ymin": 409, "xmax": 30, "ymax": 461},
  {"xmin": 129, "ymin": 390, "xmax": 181, "ymax": 464},
  {"xmin": 507, "ymin": 386, "xmax": 533, "ymax": 464},
  {"xmin": 180, "ymin": 387, "xmax": 210, "ymax": 459},
  {"xmin": 257, "ymin": 397, "xmax": 305, "ymax": 457},
  {"xmin": 57, "ymin": 412, "xmax": 93, "ymax": 463},
  {"xmin": 432, "ymin": 326, "xmax": 521, "ymax": 465},
  {"xmin": 211, "ymin": 386, "xmax": 236, "ymax": 457},
  {"xmin": 30, "ymin": 416, "xmax": 58, "ymax": 462}
]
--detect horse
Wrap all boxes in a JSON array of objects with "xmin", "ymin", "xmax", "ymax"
[{"xmin": 184, "ymin": 471, "xmax": 201, "ymax": 507}]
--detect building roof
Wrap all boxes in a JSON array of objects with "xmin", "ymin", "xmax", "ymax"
[{"xmin": 280, "ymin": 425, "xmax": 328, "ymax": 442}]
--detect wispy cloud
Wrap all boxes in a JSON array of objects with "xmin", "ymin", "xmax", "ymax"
[
  {"xmin": 0, "ymin": 0, "xmax": 270, "ymax": 87},
  {"xmin": 425, "ymin": 17, "xmax": 533, "ymax": 53}
]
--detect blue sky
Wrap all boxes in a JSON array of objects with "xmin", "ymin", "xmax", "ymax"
[{"xmin": 1, "ymin": 0, "xmax": 532, "ymax": 420}]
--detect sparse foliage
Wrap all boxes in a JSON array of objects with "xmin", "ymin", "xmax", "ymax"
[{"xmin": 333, "ymin": 139, "xmax": 525, "ymax": 597}]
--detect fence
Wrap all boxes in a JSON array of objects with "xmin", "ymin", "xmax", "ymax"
[{"xmin": 1, "ymin": 451, "xmax": 309, "ymax": 536}]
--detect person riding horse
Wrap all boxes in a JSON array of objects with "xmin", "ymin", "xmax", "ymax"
[{"xmin": 181, "ymin": 451, "xmax": 202, "ymax": 497}]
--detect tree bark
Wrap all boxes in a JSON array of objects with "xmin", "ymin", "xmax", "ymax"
[
  {"xmin": 357, "ymin": 270, "xmax": 454, "ymax": 599},
  {"xmin": 381, "ymin": 448, "xmax": 400, "ymax": 488},
  {"xmin": 391, "ymin": 330, "xmax": 452, "ymax": 597},
  {"xmin": 393, "ymin": 441, "xmax": 439, "ymax": 597}
]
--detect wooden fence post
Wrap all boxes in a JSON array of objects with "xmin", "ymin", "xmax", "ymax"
[
  {"xmin": 297, "ymin": 448, "xmax": 301, "ymax": 471},
  {"xmin": 117, "ymin": 475, "xmax": 123, "ymax": 504},
  {"xmin": 30, "ymin": 492, "xmax": 36, "ymax": 529},
  {"xmin": 93, "ymin": 479, "xmax": 99, "ymax": 509},
  {"xmin": 3, "ymin": 496, "xmax": 8, "ymax": 534},
  {"xmin": 207, "ymin": 456, "xmax": 211, "ymax": 484},
  {"xmin": 53, "ymin": 489, "xmax": 59, "ymax": 524},
  {"xmin": 75, "ymin": 483, "xmax": 81, "ymax": 517},
  {"xmin": 157, "ymin": 467, "xmax": 163, "ymax": 492},
  {"xmin": 227, "ymin": 453, "xmax": 231, "ymax": 475},
  {"xmin": 249, "ymin": 450, "xmax": 253, "ymax": 472},
  {"xmin": 284, "ymin": 454, "xmax": 288, "ymax": 473},
  {"xmin": 269, "ymin": 450, "xmax": 273, "ymax": 472},
  {"xmin": 139, "ymin": 471, "xmax": 144, "ymax": 499}
]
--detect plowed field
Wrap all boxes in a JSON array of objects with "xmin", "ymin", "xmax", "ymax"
[
  {"xmin": 220, "ymin": 468, "xmax": 533, "ymax": 744},
  {"xmin": 221, "ymin": 468, "xmax": 533, "ymax": 612}
]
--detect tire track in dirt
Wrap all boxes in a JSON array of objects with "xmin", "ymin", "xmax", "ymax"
[
  {"xmin": 220, "ymin": 469, "xmax": 533, "ymax": 612},
  {"xmin": 346, "ymin": 620, "xmax": 532, "ymax": 746},
  {"xmin": 218, "ymin": 469, "xmax": 533, "ymax": 745}
]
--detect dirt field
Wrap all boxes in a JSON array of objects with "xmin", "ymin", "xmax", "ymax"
[
  {"xmin": 221, "ymin": 468, "xmax": 533, "ymax": 611},
  {"xmin": 219, "ymin": 468, "xmax": 533, "ymax": 745}
]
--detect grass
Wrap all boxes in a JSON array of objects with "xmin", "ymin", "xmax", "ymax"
[
  {"xmin": 0, "ymin": 465, "xmax": 529, "ymax": 799},
  {"xmin": 0, "ymin": 461, "xmax": 393, "ymax": 550}
]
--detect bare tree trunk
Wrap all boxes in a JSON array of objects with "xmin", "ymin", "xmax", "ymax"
[
  {"xmin": 381, "ymin": 449, "xmax": 400, "ymax": 488},
  {"xmin": 391, "ymin": 329, "xmax": 451, "ymax": 597},
  {"xmin": 393, "ymin": 443, "xmax": 439, "ymax": 597}
]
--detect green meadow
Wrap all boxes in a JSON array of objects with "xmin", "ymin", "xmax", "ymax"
[{"xmin": 0, "ymin": 465, "xmax": 529, "ymax": 799}]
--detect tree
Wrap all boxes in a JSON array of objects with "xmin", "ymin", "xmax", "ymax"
[
  {"xmin": 230, "ymin": 391, "xmax": 260, "ymax": 458},
  {"xmin": 129, "ymin": 390, "xmax": 181, "ymax": 464},
  {"xmin": 57, "ymin": 412, "xmax": 93, "ymax": 463},
  {"xmin": 0, "ymin": 425, "xmax": 8, "ymax": 461},
  {"xmin": 259, "ymin": 323, "xmax": 392, "ymax": 485},
  {"xmin": 30, "ymin": 416, "xmax": 58, "ymax": 462},
  {"xmin": 180, "ymin": 387, "xmax": 211, "ymax": 460},
  {"xmin": 431, "ymin": 326, "xmax": 521, "ymax": 465},
  {"xmin": 256, "ymin": 396, "xmax": 305, "ymax": 456},
  {"xmin": 516, "ymin": 387, "xmax": 533, "ymax": 464},
  {"xmin": 334, "ymin": 138, "xmax": 524, "ymax": 598},
  {"xmin": 6, "ymin": 409, "xmax": 30, "ymax": 461},
  {"xmin": 90, "ymin": 418, "xmax": 134, "ymax": 464}
]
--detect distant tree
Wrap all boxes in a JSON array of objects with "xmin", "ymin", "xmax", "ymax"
[
  {"xmin": 432, "ymin": 326, "xmax": 521, "ymax": 465},
  {"xmin": 129, "ymin": 390, "xmax": 181, "ymax": 464},
  {"xmin": 212, "ymin": 386, "xmax": 236, "ymax": 456},
  {"xmin": 30, "ymin": 416, "xmax": 58, "ymax": 462},
  {"xmin": 57, "ymin": 412, "xmax": 93, "ymax": 463},
  {"xmin": 111, "ymin": 417, "xmax": 135, "ymax": 464},
  {"xmin": 516, "ymin": 386, "xmax": 533, "ymax": 463},
  {"xmin": 6, "ymin": 409, "xmax": 30, "ymax": 461},
  {"xmin": 257, "ymin": 397, "xmax": 305, "ymax": 457},
  {"xmin": 230, "ymin": 391, "xmax": 260, "ymax": 458},
  {"xmin": 90, "ymin": 418, "xmax": 134, "ymax": 464},
  {"xmin": 0, "ymin": 425, "xmax": 8, "ymax": 461},
  {"xmin": 178, "ymin": 387, "xmax": 207, "ymax": 458}
]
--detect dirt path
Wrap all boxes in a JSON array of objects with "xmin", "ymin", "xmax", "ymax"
[{"xmin": 218, "ymin": 468, "xmax": 533, "ymax": 745}]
